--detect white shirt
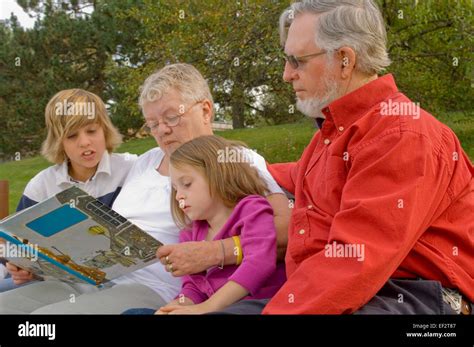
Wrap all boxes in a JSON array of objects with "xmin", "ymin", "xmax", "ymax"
[
  {"xmin": 111, "ymin": 147, "xmax": 283, "ymax": 302},
  {"xmin": 17, "ymin": 152, "xmax": 138, "ymax": 211}
]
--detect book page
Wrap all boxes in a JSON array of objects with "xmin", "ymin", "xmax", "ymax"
[{"xmin": 0, "ymin": 187, "xmax": 162, "ymax": 285}]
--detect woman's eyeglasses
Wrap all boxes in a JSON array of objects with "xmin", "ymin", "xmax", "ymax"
[{"xmin": 145, "ymin": 101, "xmax": 202, "ymax": 132}]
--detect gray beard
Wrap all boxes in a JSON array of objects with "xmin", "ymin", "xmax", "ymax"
[{"xmin": 296, "ymin": 77, "xmax": 340, "ymax": 119}]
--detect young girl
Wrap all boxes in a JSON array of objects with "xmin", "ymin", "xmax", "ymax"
[
  {"xmin": 125, "ymin": 135, "xmax": 286, "ymax": 314},
  {"xmin": 0, "ymin": 88, "xmax": 137, "ymax": 291}
]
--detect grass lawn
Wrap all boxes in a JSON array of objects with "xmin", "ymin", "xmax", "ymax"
[{"xmin": 0, "ymin": 113, "xmax": 472, "ymax": 214}]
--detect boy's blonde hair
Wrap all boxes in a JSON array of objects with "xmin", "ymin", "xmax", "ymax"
[
  {"xmin": 170, "ymin": 135, "xmax": 269, "ymax": 229},
  {"xmin": 41, "ymin": 89, "xmax": 122, "ymax": 164}
]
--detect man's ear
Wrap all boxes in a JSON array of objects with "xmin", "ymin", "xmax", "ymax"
[
  {"xmin": 201, "ymin": 99, "xmax": 213, "ymax": 124},
  {"xmin": 337, "ymin": 47, "xmax": 356, "ymax": 80}
]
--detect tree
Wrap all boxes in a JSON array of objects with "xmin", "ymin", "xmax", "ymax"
[
  {"xmin": 380, "ymin": 0, "xmax": 473, "ymax": 113},
  {"xmin": 0, "ymin": 0, "xmax": 142, "ymax": 160},
  {"xmin": 1, "ymin": 0, "xmax": 472, "ymax": 160},
  {"xmin": 114, "ymin": 0, "xmax": 297, "ymax": 130}
]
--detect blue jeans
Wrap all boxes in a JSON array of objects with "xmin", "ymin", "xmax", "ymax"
[{"xmin": 122, "ymin": 308, "xmax": 156, "ymax": 315}]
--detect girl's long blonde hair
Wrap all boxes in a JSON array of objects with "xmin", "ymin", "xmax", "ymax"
[{"xmin": 170, "ymin": 135, "xmax": 269, "ymax": 228}]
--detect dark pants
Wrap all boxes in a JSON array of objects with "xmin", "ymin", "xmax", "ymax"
[
  {"xmin": 213, "ymin": 279, "xmax": 473, "ymax": 315},
  {"xmin": 122, "ymin": 308, "xmax": 156, "ymax": 315}
]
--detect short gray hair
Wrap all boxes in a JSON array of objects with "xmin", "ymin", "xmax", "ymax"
[
  {"xmin": 279, "ymin": 0, "xmax": 391, "ymax": 75},
  {"xmin": 139, "ymin": 63, "xmax": 214, "ymax": 109}
]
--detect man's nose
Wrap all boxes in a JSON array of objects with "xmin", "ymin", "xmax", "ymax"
[{"xmin": 283, "ymin": 61, "xmax": 297, "ymax": 83}]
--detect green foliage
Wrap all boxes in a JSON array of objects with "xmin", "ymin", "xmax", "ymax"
[
  {"xmin": 0, "ymin": 0, "xmax": 472, "ymax": 160},
  {"xmin": 109, "ymin": 0, "xmax": 298, "ymax": 131},
  {"xmin": 0, "ymin": 0, "xmax": 143, "ymax": 160},
  {"xmin": 379, "ymin": 0, "xmax": 473, "ymax": 113}
]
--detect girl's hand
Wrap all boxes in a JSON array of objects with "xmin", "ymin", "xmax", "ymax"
[
  {"xmin": 164, "ymin": 302, "xmax": 216, "ymax": 315},
  {"xmin": 155, "ymin": 296, "xmax": 194, "ymax": 315}
]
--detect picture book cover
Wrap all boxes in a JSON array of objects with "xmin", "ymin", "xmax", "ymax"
[{"xmin": 0, "ymin": 186, "xmax": 162, "ymax": 286}]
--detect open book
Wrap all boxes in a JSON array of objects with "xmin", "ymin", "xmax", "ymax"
[{"xmin": 0, "ymin": 187, "xmax": 162, "ymax": 286}]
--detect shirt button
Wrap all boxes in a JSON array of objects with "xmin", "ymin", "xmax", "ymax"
[
  {"xmin": 324, "ymin": 139, "xmax": 330, "ymax": 145},
  {"xmin": 298, "ymin": 229, "xmax": 305, "ymax": 235},
  {"xmin": 308, "ymin": 205, "xmax": 313, "ymax": 209},
  {"xmin": 338, "ymin": 126, "xmax": 344, "ymax": 132}
]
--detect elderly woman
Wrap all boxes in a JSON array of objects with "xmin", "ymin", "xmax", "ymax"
[{"xmin": 0, "ymin": 63, "xmax": 290, "ymax": 314}]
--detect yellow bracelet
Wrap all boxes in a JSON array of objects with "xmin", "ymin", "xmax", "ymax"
[{"xmin": 232, "ymin": 236, "xmax": 243, "ymax": 265}]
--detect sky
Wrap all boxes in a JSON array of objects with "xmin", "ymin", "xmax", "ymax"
[{"xmin": 0, "ymin": 0, "xmax": 37, "ymax": 28}]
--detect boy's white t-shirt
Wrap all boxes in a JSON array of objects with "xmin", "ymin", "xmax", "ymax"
[
  {"xmin": 111, "ymin": 147, "xmax": 283, "ymax": 302},
  {"xmin": 16, "ymin": 152, "xmax": 138, "ymax": 211}
]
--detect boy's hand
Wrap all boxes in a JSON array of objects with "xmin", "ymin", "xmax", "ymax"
[{"xmin": 6, "ymin": 262, "xmax": 34, "ymax": 285}]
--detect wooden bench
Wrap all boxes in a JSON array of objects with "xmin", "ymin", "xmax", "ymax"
[{"xmin": 0, "ymin": 180, "xmax": 8, "ymax": 219}]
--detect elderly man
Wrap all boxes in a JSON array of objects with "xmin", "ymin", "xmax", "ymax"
[
  {"xmin": 0, "ymin": 64, "xmax": 290, "ymax": 313},
  {"xmin": 219, "ymin": 0, "xmax": 473, "ymax": 315}
]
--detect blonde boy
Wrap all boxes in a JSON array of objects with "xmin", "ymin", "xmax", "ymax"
[{"xmin": 1, "ymin": 89, "xmax": 136, "ymax": 290}]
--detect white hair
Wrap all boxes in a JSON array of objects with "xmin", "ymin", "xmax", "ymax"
[
  {"xmin": 139, "ymin": 63, "xmax": 214, "ymax": 109},
  {"xmin": 279, "ymin": 0, "xmax": 391, "ymax": 75}
]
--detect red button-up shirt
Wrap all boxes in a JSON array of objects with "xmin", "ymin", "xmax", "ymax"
[{"xmin": 264, "ymin": 74, "xmax": 473, "ymax": 314}]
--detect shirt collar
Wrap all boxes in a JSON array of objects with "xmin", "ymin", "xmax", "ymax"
[
  {"xmin": 315, "ymin": 117, "xmax": 325, "ymax": 129},
  {"xmin": 55, "ymin": 151, "xmax": 112, "ymax": 186},
  {"xmin": 321, "ymin": 74, "xmax": 399, "ymax": 130}
]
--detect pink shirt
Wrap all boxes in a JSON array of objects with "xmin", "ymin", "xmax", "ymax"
[{"xmin": 178, "ymin": 195, "xmax": 286, "ymax": 304}]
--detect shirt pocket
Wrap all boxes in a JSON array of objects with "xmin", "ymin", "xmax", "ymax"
[
  {"xmin": 307, "ymin": 155, "xmax": 347, "ymax": 214},
  {"xmin": 288, "ymin": 207, "xmax": 331, "ymax": 264}
]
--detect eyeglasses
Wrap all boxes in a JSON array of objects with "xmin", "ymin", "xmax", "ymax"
[
  {"xmin": 284, "ymin": 50, "xmax": 327, "ymax": 69},
  {"xmin": 145, "ymin": 101, "xmax": 202, "ymax": 132}
]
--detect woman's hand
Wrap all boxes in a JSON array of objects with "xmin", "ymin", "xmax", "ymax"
[{"xmin": 157, "ymin": 241, "xmax": 221, "ymax": 276}]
